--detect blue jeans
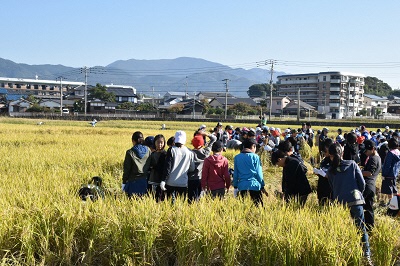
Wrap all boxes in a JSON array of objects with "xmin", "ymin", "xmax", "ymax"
[{"xmin": 349, "ymin": 205, "xmax": 371, "ymax": 256}]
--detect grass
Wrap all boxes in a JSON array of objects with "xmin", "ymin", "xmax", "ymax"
[{"xmin": 0, "ymin": 117, "xmax": 399, "ymax": 265}]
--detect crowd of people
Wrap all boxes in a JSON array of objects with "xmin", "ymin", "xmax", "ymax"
[{"xmin": 121, "ymin": 121, "xmax": 400, "ymax": 265}]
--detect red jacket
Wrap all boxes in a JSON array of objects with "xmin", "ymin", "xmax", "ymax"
[{"xmin": 201, "ymin": 154, "xmax": 230, "ymax": 191}]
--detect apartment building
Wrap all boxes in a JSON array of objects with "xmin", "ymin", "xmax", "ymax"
[
  {"xmin": 0, "ymin": 76, "xmax": 84, "ymax": 98},
  {"xmin": 277, "ymin": 71, "xmax": 365, "ymax": 119}
]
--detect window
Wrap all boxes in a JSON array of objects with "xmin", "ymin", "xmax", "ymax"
[
  {"xmin": 323, "ymin": 76, "xmax": 326, "ymax": 81},
  {"xmin": 41, "ymin": 85, "xmax": 46, "ymax": 90},
  {"xmin": 34, "ymin": 85, "xmax": 39, "ymax": 90}
]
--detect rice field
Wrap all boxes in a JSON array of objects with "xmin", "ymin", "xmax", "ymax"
[{"xmin": 0, "ymin": 117, "xmax": 399, "ymax": 266}]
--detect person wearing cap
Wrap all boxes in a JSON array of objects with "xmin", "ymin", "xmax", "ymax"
[
  {"xmin": 271, "ymin": 141, "xmax": 312, "ymax": 207},
  {"xmin": 361, "ymin": 139, "xmax": 382, "ymax": 231},
  {"xmin": 161, "ymin": 130, "xmax": 195, "ymax": 202},
  {"xmin": 233, "ymin": 138, "xmax": 266, "ymax": 206},
  {"xmin": 122, "ymin": 131, "xmax": 152, "ymax": 198},
  {"xmin": 201, "ymin": 141, "xmax": 231, "ymax": 199},
  {"xmin": 336, "ymin": 128, "xmax": 345, "ymax": 145},
  {"xmin": 188, "ymin": 131, "xmax": 217, "ymax": 203},
  {"xmin": 381, "ymin": 138, "xmax": 400, "ymax": 205},
  {"xmin": 387, "ymin": 194, "xmax": 400, "ymax": 217}
]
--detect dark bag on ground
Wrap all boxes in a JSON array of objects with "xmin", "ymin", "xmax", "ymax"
[{"xmin": 78, "ymin": 176, "xmax": 105, "ymax": 201}]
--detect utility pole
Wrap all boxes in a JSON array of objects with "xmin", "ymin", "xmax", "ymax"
[
  {"xmin": 297, "ymin": 87, "xmax": 300, "ymax": 122},
  {"xmin": 57, "ymin": 76, "xmax": 65, "ymax": 117},
  {"xmin": 193, "ymin": 91, "xmax": 196, "ymax": 119},
  {"xmin": 269, "ymin": 60, "xmax": 274, "ymax": 122},
  {"xmin": 152, "ymin": 86, "xmax": 155, "ymax": 107},
  {"xmin": 222, "ymin": 79, "xmax": 230, "ymax": 120},
  {"xmin": 185, "ymin": 76, "xmax": 188, "ymax": 100},
  {"xmin": 81, "ymin": 66, "xmax": 89, "ymax": 116}
]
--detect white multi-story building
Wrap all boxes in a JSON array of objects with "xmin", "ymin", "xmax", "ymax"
[
  {"xmin": 277, "ymin": 71, "xmax": 365, "ymax": 119},
  {"xmin": 0, "ymin": 76, "xmax": 84, "ymax": 97}
]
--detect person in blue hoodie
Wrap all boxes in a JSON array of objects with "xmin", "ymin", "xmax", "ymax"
[
  {"xmin": 326, "ymin": 143, "xmax": 372, "ymax": 264},
  {"xmin": 233, "ymin": 138, "xmax": 266, "ymax": 206},
  {"xmin": 122, "ymin": 131, "xmax": 152, "ymax": 198}
]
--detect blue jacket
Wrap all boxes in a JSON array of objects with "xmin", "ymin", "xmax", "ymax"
[
  {"xmin": 327, "ymin": 160, "xmax": 365, "ymax": 206},
  {"xmin": 382, "ymin": 150, "xmax": 400, "ymax": 179},
  {"xmin": 233, "ymin": 151, "xmax": 264, "ymax": 191}
]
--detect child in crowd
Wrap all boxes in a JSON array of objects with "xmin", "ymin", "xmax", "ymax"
[
  {"xmin": 148, "ymin": 134, "xmax": 167, "ymax": 202},
  {"xmin": 313, "ymin": 138, "xmax": 334, "ymax": 206},
  {"xmin": 271, "ymin": 143, "xmax": 312, "ymax": 207},
  {"xmin": 233, "ymin": 138, "xmax": 266, "ymax": 206},
  {"xmin": 201, "ymin": 141, "xmax": 231, "ymax": 199},
  {"xmin": 161, "ymin": 131, "xmax": 195, "ymax": 202},
  {"xmin": 122, "ymin": 131, "xmax": 152, "ymax": 198},
  {"xmin": 188, "ymin": 131, "xmax": 217, "ymax": 203},
  {"xmin": 381, "ymin": 138, "xmax": 400, "ymax": 204},
  {"xmin": 326, "ymin": 143, "xmax": 371, "ymax": 264},
  {"xmin": 361, "ymin": 140, "xmax": 381, "ymax": 231}
]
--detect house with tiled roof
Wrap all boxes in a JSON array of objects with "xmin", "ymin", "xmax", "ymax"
[
  {"xmin": 363, "ymin": 94, "xmax": 389, "ymax": 116},
  {"xmin": 208, "ymin": 97, "xmax": 258, "ymax": 109}
]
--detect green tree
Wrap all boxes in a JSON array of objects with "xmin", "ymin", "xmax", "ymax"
[
  {"xmin": 364, "ymin": 76, "xmax": 392, "ymax": 96},
  {"xmin": 118, "ymin": 102, "xmax": 135, "ymax": 110},
  {"xmin": 26, "ymin": 94, "xmax": 39, "ymax": 104},
  {"xmin": 168, "ymin": 104, "xmax": 184, "ymax": 113},
  {"xmin": 247, "ymin": 84, "xmax": 270, "ymax": 98},
  {"xmin": 137, "ymin": 102, "xmax": 156, "ymax": 112},
  {"xmin": 27, "ymin": 103, "xmax": 44, "ymax": 112},
  {"xmin": 90, "ymin": 83, "xmax": 116, "ymax": 102},
  {"xmin": 228, "ymin": 102, "xmax": 252, "ymax": 115},
  {"xmin": 74, "ymin": 100, "xmax": 84, "ymax": 112}
]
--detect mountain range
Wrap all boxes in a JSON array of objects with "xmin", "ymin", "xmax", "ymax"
[{"xmin": 0, "ymin": 57, "xmax": 286, "ymax": 97}]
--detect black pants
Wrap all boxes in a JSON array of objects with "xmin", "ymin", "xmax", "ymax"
[
  {"xmin": 239, "ymin": 190, "xmax": 263, "ymax": 206},
  {"xmin": 165, "ymin": 185, "xmax": 187, "ymax": 204},
  {"xmin": 363, "ymin": 187, "xmax": 375, "ymax": 231},
  {"xmin": 187, "ymin": 179, "xmax": 201, "ymax": 204}
]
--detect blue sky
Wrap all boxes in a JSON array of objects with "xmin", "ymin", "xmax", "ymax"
[{"xmin": 1, "ymin": 1, "xmax": 400, "ymax": 88}]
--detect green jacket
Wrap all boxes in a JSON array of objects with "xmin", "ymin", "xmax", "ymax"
[{"xmin": 122, "ymin": 144, "xmax": 151, "ymax": 184}]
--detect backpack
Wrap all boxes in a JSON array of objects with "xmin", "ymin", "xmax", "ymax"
[{"xmin": 78, "ymin": 176, "xmax": 105, "ymax": 201}]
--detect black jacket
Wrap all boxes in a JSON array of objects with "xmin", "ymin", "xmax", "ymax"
[{"xmin": 282, "ymin": 156, "xmax": 312, "ymax": 197}]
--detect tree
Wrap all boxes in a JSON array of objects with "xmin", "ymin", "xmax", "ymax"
[
  {"xmin": 137, "ymin": 102, "xmax": 156, "ymax": 112},
  {"xmin": 168, "ymin": 104, "xmax": 184, "ymax": 113},
  {"xmin": 364, "ymin": 76, "xmax": 392, "ymax": 97},
  {"xmin": 247, "ymin": 84, "xmax": 271, "ymax": 98},
  {"xmin": 228, "ymin": 102, "xmax": 252, "ymax": 115},
  {"xmin": 118, "ymin": 102, "xmax": 135, "ymax": 110},
  {"xmin": 90, "ymin": 83, "xmax": 116, "ymax": 102}
]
